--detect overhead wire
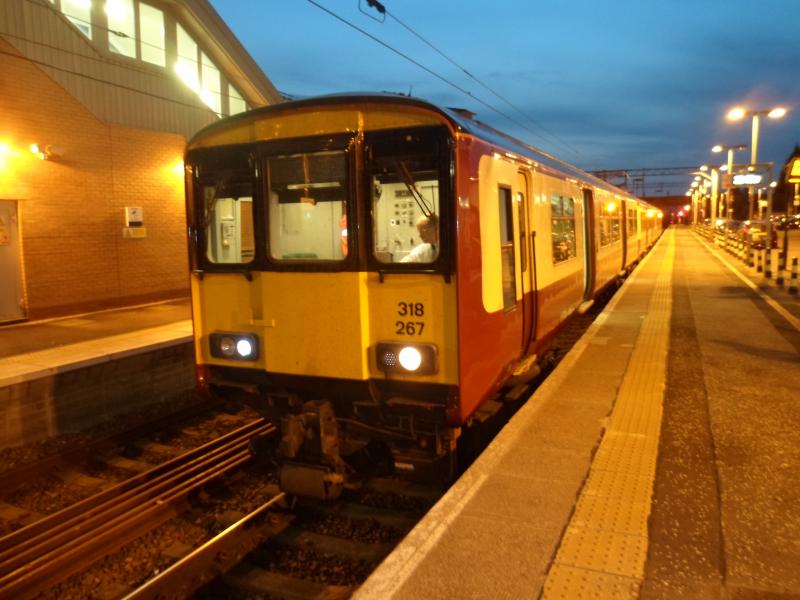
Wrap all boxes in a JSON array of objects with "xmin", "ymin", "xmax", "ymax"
[
  {"xmin": 379, "ymin": 3, "xmax": 581, "ymax": 158},
  {"xmin": 304, "ymin": 1, "xmax": 547, "ymax": 149},
  {"xmin": 305, "ymin": 0, "xmax": 579, "ymax": 159}
]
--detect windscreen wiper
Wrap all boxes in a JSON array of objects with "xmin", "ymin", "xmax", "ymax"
[{"xmin": 394, "ymin": 160, "xmax": 434, "ymax": 217}]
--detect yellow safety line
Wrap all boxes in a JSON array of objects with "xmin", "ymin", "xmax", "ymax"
[
  {"xmin": 542, "ymin": 230, "xmax": 675, "ymax": 599},
  {"xmin": 693, "ymin": 233, "xmax": 800, "ymax": 332}
]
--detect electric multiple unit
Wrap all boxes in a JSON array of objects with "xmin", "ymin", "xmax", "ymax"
[{"xmin": 184, "ymin": 94, "xmax": 663, "ymax": 499}]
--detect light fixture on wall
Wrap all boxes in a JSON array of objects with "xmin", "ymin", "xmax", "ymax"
[{"xmin": 29, "ymin": 143, "xmax": 61, "ymax": 161}]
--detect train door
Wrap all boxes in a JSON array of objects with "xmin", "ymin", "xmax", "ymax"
[
  {"xmin": 581, "ymin": 188, "xmax": 596, "ymax": 301},
  {"xmin": 0, "ymin": 200, "xmax": 25, "ymax": 323},
  {"xmin": 517, "ymin": 171, "xmax": 535, "ymax": 349}
]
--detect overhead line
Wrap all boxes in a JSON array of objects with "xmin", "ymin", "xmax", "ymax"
[
  {"xmin": 304, "ymin": 0, "xmax": 570, "ymax": 156},
  {"xmin": 381, "ymin": 6, "xmax": 581, "ymax": 158}
]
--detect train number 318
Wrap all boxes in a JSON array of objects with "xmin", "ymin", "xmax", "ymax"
[{"xmin": 396, "ymin": 302, "xmax": 425, "ymax": 335}]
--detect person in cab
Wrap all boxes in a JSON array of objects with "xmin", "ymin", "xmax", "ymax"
[{"xmin": 402, "ymin": 214, "xmax": 439, "ymax": 263}]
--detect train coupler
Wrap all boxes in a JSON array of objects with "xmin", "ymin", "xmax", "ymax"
[
  {"xmin": 279, "ymin": 462, "xmax": 345, "ymax": 501},
  {"xmin": 275, "ymin": 399, "xmax": 347, "ymax": 500}
]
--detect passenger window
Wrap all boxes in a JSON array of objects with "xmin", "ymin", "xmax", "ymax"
[
  {"xmin": 266, "ymin": 151, "xmax": 348, "ymax": 261},
  {"xmin": 371, "ymin": 158, "xmax": 440, "ymax": 264},
  {"xmin": 203, "ymin": 178, "xmax": 255, "ymax": 264},
  {"xmin": 627, "ymin": 208, "xmax": 638, "ymax": 235},
  {"xmin": 551, "ymin": 195, "xmax": 576, "ymax": 263},
  {"xmin": 499, "ymin": 186, "xmax": 516, "ymax": 309},
  {"xmin": 599, "ymin": 201, "xmax": 621, "ymax": 246}
]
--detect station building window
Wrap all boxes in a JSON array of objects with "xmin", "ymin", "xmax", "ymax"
[
  {"xmin": 229, "ymin": 85, "xmax": 247, "ymax": 115},
  {"xmin": 551, "ymin": 195, "xmax": 576, "ymax": 263},
  {"xmin": 106, "ymin": 0, "xmax": 136, "ymax": 58},
  {"xmin": 61, "ymin": 0, "xmax": 92, "ymax": 39},
  {"xmin": 201, "ymin": 52, "xmax": 222, "ymax": 115},
  {"xmin": 139, "ymin": 3, "xmax": 166, "ymax": 66},
  {"xmin": 51, "ymin": 0, "xmax": 243, "ymax": 118}
]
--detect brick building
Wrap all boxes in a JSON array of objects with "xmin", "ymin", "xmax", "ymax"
[{"xmin": 0, "ymin": 0, "xmax": 281, "ymax": 322}]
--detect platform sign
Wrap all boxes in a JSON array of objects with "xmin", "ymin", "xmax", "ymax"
[
  {"xmin": 787, "ymin": 158, "xmax": 800, "ymax": 183},
  {"xmin": 732, "ymin": 173, "xmax": 763, "ymax": 186}
]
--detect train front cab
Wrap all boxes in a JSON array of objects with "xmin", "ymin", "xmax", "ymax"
[{"xmin": 185, "ymin": 103, "xmax": 469, "ymax": 498}]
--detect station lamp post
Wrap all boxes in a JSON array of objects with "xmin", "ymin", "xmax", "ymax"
[
  {"xmin": 712, "ymin": 144, "xmax": 746, "ymax": 220},
  {"xmin": 727, "ymin": 105, "xmax": 788, "ymax": 230},
  {"xmin": 693, "ymin": 164, "xmax": 719, "ymax": 223}
]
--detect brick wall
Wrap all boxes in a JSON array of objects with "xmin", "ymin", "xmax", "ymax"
[
  {"xmin": 0, "ymin": 39, "xmax": 190, "ymax": 318},
  {"xmin": 0, "ymin": 343, "xmax": 195, "ymax": 449}
]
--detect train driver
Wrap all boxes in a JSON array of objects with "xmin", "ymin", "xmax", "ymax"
[{"xmin": 402, "ymin": 214, "xmax": 439, "ymax": 263}]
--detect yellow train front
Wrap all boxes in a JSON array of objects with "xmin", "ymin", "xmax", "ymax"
[{"xmin": 184, "ymin": 94, "xmax": 662, "ymax": 500}]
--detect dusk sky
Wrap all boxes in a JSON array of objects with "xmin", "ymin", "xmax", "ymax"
[{"xmin": 211, "ymin": 1, "xmax": 799, "ymax": 195}]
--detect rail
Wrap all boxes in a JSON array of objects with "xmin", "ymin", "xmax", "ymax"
[{"xmin": 0, "ymin": 419, "xmax": 275, "ymax": 600}]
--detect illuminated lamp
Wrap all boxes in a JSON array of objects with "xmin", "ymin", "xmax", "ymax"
[{"xmin": 29, "ymin": 143, "xmax": 60, "ymax": 161}]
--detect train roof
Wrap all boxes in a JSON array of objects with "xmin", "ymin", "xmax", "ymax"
[{"xmin": 190, "ymin": 92, "xmax": 643, "ymax": 203}]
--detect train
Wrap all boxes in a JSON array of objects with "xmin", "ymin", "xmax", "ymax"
[{"xmin": 183, "ymin": 93, "xmax": 663, "ymax": 500}]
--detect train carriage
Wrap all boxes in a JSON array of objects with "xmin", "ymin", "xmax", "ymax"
[{"xmin": 184, "ymin": 94, "xmax": 662, "ymax": 499}]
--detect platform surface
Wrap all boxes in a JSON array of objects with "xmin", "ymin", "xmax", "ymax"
[
  {"xmin": 356, "ymin": 227, "xmax": 800, "ymax": 599},
  {"xmin": 0, "ymin": 299, "xmax": 192, "ymax": 387}
]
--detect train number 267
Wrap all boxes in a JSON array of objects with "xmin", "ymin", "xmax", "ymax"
[{"xmin": 396, "ymin": 302, "xmax": 425, "ymax": 335}]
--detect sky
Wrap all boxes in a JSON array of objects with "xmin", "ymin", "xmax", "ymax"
[{"xmin": 210, "ymin": 0, "xmax": 800, "ymax": 196}]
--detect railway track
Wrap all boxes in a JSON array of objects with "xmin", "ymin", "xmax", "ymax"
[
  {"xmin": 0, "ymin": 419, "xmax": 274, "ymax": 600},
  {"xmin": 0, "ymin": 277, "xmax": 623, "ymax": 599},
  {"xmin": 127, "ymin": 478, "xmax": 438, "ymax": 600}
]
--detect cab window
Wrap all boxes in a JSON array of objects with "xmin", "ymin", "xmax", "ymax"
[
  {"xmin": 203, "ymin": 175, "xmax": 255, "ymax": 264},
  {"xmin": 266, "ymin": 151, "xmax": 348, "ymax": 261},
  {"xmin": 371, "ymin": 157, "xmax": 440, "ymax": 264}
]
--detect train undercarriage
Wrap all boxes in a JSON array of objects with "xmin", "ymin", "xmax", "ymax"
[{"xmin": 204, "ymin": 367, "xmax": 462, "ymax": 500}]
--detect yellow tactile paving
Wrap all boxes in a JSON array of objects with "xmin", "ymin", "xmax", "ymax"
[
  {"xmin": 542, "ymin": 230, "xmax": 675, "ymax": 598},
  {"xmin": 555, "ymin": 526, "xmax": 650, "ymax": 577},
  {"xmin": 543, "ymin": 564, "xmax": 639, "ymax": 600},
  {"xmin": 571, "ymin": 493, "xmax": 649, "ymax": 535}
]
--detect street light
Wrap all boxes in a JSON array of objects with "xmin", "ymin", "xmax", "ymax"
[
  {"xmin": 727, "ymin": 105, "xmax": 788, "ymax": 226},
  {"xmin": 712, "ymin": 143, "xmax": 746, "ymax": 219},
  {"xmin": 690, "ymin": 167, "xmax": 717, "ymax": 226},
  {"xmin": 726, "ymin": 105, "xmax": 787, "ymax": 165}
]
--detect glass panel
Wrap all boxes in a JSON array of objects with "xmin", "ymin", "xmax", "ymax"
[
  {"xmin": 203, "ymin": 177, "xmax": 255, "ymax": 264},
  {"xmin": 499, "ymin": 187, "xmax": 516, "ymax": 309},
  {"xmin": 551, "ymin": 194, "xmax": 576, "ymax": 263},
  {"xmin": 229, "ymin": 84, "xmax": 247, "ymax": 115},
  {"xmin": 599, "ymin": 203, "xmax": 621, "ymax": 246},
  {"xmin": 61, "ymin": 0, "xmax": 92, "ymax": 39},
  {"xmin": 517, "ymin": 193, "xmax": 527, "ymax": 272},
  {"xmin": 372, "ymin": 159, "xmax": 440, "ymax": 264},
  {"xmin": 139, "ymin": 3, "xmax": 165, "ymax": 66},
  {"xmin": 201, "ymin": 52, "xmax": 221, "ymax": 114},
  {"xmin": 267, "ymin": 151, "xmax": 348, "ymax": 261},
  {"xmin": 105, "ymin": 0, "xmax": 135, "ymax": 57},
  {"xmin": 175, "ymin": 24, "xmax": 199, "ymax": 91},
  {"xmin": 627, "ymin": 208, "xmax": 637, "ymax": 233}
]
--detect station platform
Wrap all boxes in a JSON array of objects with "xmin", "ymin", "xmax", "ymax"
[
  {"xmin": 0, "ymin": 298, "xmax": 192, "ymax": 386},
  {"xmin": 0, "ymin": 299, "xmax": 193, "ymax": 448},
  {"xmin": 356, "ymin": 227, "xmax": 800, "ymax": 599}
]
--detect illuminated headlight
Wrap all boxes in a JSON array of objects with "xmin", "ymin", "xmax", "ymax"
[
  {"xmin": 376, "ymin": 342, "xmax": 437, "ymax": 374},
  {"xmin": 210, "ymin": 332, "xmax": 259, "ymax": 361}
]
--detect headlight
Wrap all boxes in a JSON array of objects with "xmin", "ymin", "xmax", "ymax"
[
  {"xmin": 210, "ymin": 332, "xmax": 259, "ymax": 361},
  {"xmin": 376, "ymin": 342, "xmax": 437, "ymax": 374}
]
